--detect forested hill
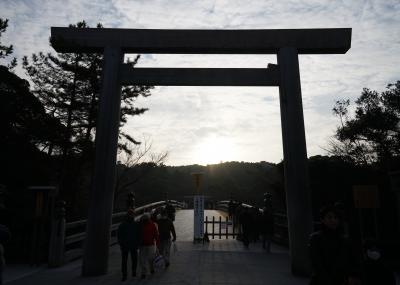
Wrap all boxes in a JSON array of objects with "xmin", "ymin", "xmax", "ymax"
[{"xmin": 114, "ymin": 161, "xmax": 286, "ymax": 211}]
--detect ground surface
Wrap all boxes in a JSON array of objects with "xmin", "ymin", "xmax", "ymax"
[{"xmin": 4, "ymin": 210, "xmax": 309, "ymax": 285}]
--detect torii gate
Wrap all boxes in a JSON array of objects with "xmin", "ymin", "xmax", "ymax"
[{"xmin": 50, "ymin": 27, "xmax": 351, "ymax": 276}]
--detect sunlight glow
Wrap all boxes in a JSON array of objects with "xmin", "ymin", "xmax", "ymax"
[{"xmin": 193, "ymin": 136, "xmax": 236, "ymax": 165}]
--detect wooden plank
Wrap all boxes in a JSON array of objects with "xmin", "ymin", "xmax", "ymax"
[
  {"xmin": 120, "ymin": 66, "xmax": 280, "ymax": 86},
  {"xmin": 51, "ymin": 28, "xmax": 351, "ymax": 54}
]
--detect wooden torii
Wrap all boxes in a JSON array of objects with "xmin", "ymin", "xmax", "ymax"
[{"xmin": 50, "ymin": 27, "xmax": 352, "ymax": 276}]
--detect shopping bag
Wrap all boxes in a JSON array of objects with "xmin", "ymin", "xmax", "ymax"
[
  {"xmin": 153, "ymin": 253, "xmax": 165, "ymax": 269},
  {"xmin": 173, "ymin": 242, "xmax": 178, "ymax": 253}
]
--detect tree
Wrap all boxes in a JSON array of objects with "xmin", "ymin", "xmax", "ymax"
[
  {"xmin": 114, "ymin": 136, "xmax": 168, "ymax": 209},
  {"xmin": 0, "ymin": 19, "xmax": 65, "ymax": 263},
  {"xmin": 22, "ymin": 21, "xmax": 153, "ymax": 158},
  {"xmin": 0, "ymin": 65, "xmax": 65, "ymax": 151},
  {"xmin": 329, "ymin": 81, "xmax": 400, "ymax": 167},
  {"xmin": 22, "ymin": 21, "xmax": 153, "ymax": 214},
  {"xmin": 0, "ymin": 18, "xmax": 64, "ymax": 153},
  {"xmin": 0, "ymin": 18, "xmax": 16, "ymax": 70}
]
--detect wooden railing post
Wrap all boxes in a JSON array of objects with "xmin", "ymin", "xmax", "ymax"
[
  {"xmin": 232, "ymin": 217, "xmax": 235, "ymax": 238},
  {"xmin": 219, "ymin": 216, "xmax": 222, "ymax": 239},
  {"xmin": 205, "ymin": 216, "xmax": 208, "ymax": 234},
  {"xmin": 48, "ymin": 200, "xmax": 66, "ymax": 267},
  {"xmin": 225, "ymin": 216, "xmax": 228, "ymax": 239},
  {"xmin": 212, "ymin": 216, "xmax": 215, "ymax": 239}
]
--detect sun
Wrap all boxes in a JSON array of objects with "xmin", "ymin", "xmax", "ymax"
[{"xmin": 193, "ymin": 136, "xmax": 235, "ymax": 165}]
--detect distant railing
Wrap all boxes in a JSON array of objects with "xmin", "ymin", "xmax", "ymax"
[
  {"xmin": 204, "ymin": 215, "xmax": 237, "ymax": 239},
  {"xmin": 48, "ymin": 200, "xmax": 184, "ymax": 267},
  {"xmin": 214, "ymin": 200, "xmax": 289, "ymax": 244}
]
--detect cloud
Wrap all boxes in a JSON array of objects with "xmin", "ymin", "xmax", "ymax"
[{"xmin": 1, "ymin": 0, "xmax": 399, "ymax": 165}]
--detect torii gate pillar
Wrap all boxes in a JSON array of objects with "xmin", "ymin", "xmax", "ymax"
[
  {"xmin": 278, "ymin": 47, "xmax": 312, "ymax": 274},
  {"xmin": 82, "ymin": 47, "xmax": 123, "ymax": 276}
]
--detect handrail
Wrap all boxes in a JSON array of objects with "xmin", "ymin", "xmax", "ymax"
[
  {"xmin": 66, "ymin": 200, "xmax": 184, "ymax": 230},
  {"xmin": 61, "ymin": 200, "xmax": 184, "ymax": 263},
  {"xmin": 215, "ymin": 200, "xmax": 289, "ymax": 245}
]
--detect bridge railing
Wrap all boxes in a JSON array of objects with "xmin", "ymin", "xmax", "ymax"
[
  {"xmin": 215, "ymin": 200, "xmax": 289, "ymax": 245},
  {"xmin": 48, "ymin": 200, "xmax": 184, "ymax": 267}
]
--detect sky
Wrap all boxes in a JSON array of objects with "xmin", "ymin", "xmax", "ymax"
[{"xmin": 1, "ymin": 0, "xmax": 399, "ymax": 166}]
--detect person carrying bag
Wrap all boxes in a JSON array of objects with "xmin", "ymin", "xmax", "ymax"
[{"xmin": 156, "ymin": 209, "xmax": 177, "ymax": 268}]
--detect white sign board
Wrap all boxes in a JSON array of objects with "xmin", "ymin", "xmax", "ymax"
[{"xmin": 193, "ymin": 195, "xmax": 204, "ymax": 239}]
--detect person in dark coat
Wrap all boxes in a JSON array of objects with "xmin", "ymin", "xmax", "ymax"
[
  {"xmin": 117, "ymin": 209, "xmax": 140, "ymax": 281},
  {"xmin": 234, "ymin": 203, "xmax": 243, "ymax": 236},
  {"xmin": 309, "ymin": 205, "xmax": 360, "ymax": 285},
  {"xmin": 249, "ymin": 207, "xmax": 260, "ymax": 242},
  {"xmin": 261, "ymin": 206, "xmax": 274, "ymax": 252},
  {"xmin": 239, "ymin": 207, "xmax": 253, "ymax": 247},
  {"xmin": 156, "ymin": 209, "xmax": 176, "ymax": 267},
  {"xmin": 361, "ymin": 240, "xmax": 396, "ymax": 285},
  {"xmin": 228, "ymin": 200, "xmax": 235, "ymax": 219},
  {"xmin": 165, "ymin": 202, "xmax": 176, "ymax": 222}
]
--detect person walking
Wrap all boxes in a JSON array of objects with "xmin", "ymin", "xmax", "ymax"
[
  {"xmin": 239, "ymin": 207, "xmax": 252, "ymax": 248},
  {"xmin": 156, "ymin": 209, "xmax": 176, "ymax": 268},
  {"xmin": 165, "ymin": 201, "xmax": 176, "ymax": 222},
  {"xmin": 139, "ymin": 213, "xmax": 159, "ymax": 279},
  {"xmin": 309, "ymin": 205, "xmax": 360, "ymax": 285},
  {"xmin": 228, "ymin": 200, "xmax": 235, "ymax": 220},
  {"xmin": 261, "ymin": 206, "xmax": 274, "ymax": 252},
  {"xmin": 117, "ymin": 209, "xmax": 140, "ymax": 281}
]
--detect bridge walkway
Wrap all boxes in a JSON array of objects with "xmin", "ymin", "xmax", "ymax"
[{"xmin": 5, "ymin": 210, "xmax": 308, "ymax": 285}]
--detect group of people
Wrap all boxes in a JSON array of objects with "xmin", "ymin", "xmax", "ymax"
[
  {"xmin": 309, "ymin": 204, "xmax": 396, "ymax": 285},
  {"xmin": 1, "ymin": 199, "xmax": 397, "ymax": 284},
  {"xmin": 229, "ymin": 200, "xmax": 397, "ymax": 285},
  {"xmin": 117, "ymin": 205, "xmax": 176, "ymax": 281},
  {"xmin": 229, "ymin": 201, "xmax": 274, "ymax": 251}
]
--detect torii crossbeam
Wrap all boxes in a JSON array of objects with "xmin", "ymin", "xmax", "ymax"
[{"xmin": 50, "ymin": 27, "xmax": 351, "ymax": 277}]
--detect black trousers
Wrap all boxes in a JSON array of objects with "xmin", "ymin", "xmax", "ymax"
[
  {"xmin": 121, "ymin": 247, "xmax": 138, "ymax": 276},
  {"xmin": 242, "ymin": 225, "xmax": 251, "ymax": 247}
]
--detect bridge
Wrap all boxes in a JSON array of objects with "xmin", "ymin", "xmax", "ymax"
[{"xmin": 4, "ymin": 200, "xmax": 309, "ymax": 285}]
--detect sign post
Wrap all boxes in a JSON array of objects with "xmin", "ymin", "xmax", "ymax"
[{"xmin": 192, "ymin": 173, "xmax": 204, "ymax": 242}]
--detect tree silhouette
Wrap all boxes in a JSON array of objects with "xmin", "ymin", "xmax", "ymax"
[
  {"xmin": 329, "ymin": 81, "xmax": 400, "ymax": 167},
  {"xmin": 22, "ymin": 21, "xmax": 153, "ymax": 158},
  {"xmin": 0, "ymin": 65, "xmax": 65, "ymax": 152},
  {"xmin": 21, "ymin": 21, "xmax": 154, "ymax": 215},
  {"xmin": 0, "ymin": 19, "xmax": 66, "ymax": 263},
  {"xmin": 0, "ymin": 18, "xmax": 16, "ymax": 70},
  {"xmin": 114, "ymin": 136, "xmax": 168, "ymax": 209},
  {"xmin": 0, "ymin": 18, "xmax": 64, "ymax": 153}
]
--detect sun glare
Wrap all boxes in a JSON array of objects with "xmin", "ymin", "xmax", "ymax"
[{"xmin": 193, "ymin": 136, "xmax": 235, "ymax": 165}]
